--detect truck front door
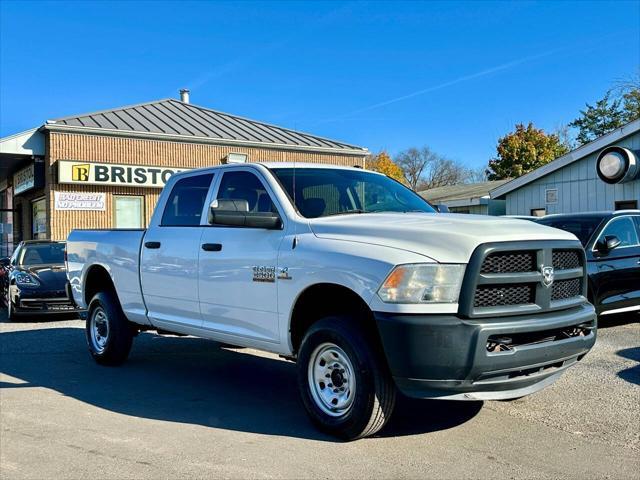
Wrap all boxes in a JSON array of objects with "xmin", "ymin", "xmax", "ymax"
[
  {"xmin": 198, "ymin": 169, "xmax": 285, "ymax": 344},
  {"xmin": 141, "ymin": 172, "xmax": 214, "ymax": 330}
]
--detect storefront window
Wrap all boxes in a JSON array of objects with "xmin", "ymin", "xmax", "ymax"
[
  {"xmin": 114, "ymin": 195, "xmax": 144, "ymax": 228},
  {"xmin": 31, "ymin": 197, "xmax": 47, "ymax": 239}
]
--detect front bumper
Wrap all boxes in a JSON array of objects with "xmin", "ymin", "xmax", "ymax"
[
  {"xmin": 374, "ymin": 303, "xmax": 596, "ymax": 400},
  {"xmin": 10, "ymin": 286, "xmax": 81, "ymax": 314}
]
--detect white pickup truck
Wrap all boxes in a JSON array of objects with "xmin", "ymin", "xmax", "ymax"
[{"xmin": 66, "ymin": 163, "xmax": 596, "ymax": 439}]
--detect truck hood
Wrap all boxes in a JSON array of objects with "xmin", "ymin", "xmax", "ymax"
[{"xmin": 309, "ymin": 213, "xmax": 578, "ymax": 263}]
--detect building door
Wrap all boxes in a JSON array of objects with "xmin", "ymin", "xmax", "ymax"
[
  {"xmin": 113, "ymin": 195, "xmax": 144, "ymax": 228},
  {"xmin": 31, "ymin": 197, "xmax": 47, "ymax": 239},
  {"xmin": 0, "ymin": 186, "xmax": 12, "ymax": 256},
  {"xmin": 13, "ymin": 204, "xmax": 22, "ymax": 246}
]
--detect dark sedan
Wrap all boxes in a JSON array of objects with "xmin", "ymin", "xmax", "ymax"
[
  {"xmin": 535, "ymin": 211, "xmax": 640, "ymax": 318},
  {"xmin": 1, "ymin": 240, "xmax": 79, "ymax": 320}
]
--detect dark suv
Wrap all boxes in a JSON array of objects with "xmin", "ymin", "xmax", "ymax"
[{"xmin": 535, "ymin": 211, "xmax": 640, "ymax": 318}]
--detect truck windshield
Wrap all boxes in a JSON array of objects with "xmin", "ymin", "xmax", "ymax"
[
  {"xmin": 18, "ymin": 243, "xmax": 66, "ymax": 266},
  {"xmin": 270, "ymin": 168, "xmax": 435, "ymax": 218}
]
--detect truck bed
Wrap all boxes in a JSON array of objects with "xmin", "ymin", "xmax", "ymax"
[{"xmin": 66, "ymin": 229, "xmax": 150, "ymax": 325}]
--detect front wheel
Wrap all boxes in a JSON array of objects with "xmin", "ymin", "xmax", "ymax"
[
  {"xmin": 297, "ymin": 316, "xmax": 396, "ymax": 440},
  {"xmin": 86, "ymin": 291, "xmax": 135, "ymax": 366}
]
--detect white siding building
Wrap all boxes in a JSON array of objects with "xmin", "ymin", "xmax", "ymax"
[{"xmin": 491, "ymin": 120, "xmax": 640, "ymax": 216}]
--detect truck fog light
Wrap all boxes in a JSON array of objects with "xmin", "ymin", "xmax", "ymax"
[{"xmin": 378, "ymin": 264, "xmax": 465, "ymax": 304}]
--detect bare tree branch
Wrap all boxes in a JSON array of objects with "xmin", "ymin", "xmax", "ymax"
[
  {"xmin": 395, "ymin": 146, "xmax": 475, "ymax": 191},
  {"xmin": 395, "ymin": 148, "xmax": 429, "ymax": 190}
]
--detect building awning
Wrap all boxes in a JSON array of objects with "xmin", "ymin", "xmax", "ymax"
[
  {"xmin": 0, "ymin": 129, "xmax": 46, "ymax": 182},
  {"xmin": 0, "ymin": 128, "xmax": 45, "ymax": 156}
]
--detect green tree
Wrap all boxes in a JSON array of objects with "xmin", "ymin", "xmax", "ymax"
[
  {"xmin": 569, "ymin": 92, "xmax": 627, "ymax": 145},
  {"xmin": 367, "ymin": 151, "xmax": 405, "ymax": 182},
  {"xmin": 621, "ymin": 88, "xmax": 640, "ymax": 123},
  {"xmin": 487, "ymin": 123, "xmax": 569, "ymax": 180},
  {"xmin": 614, "ymin": 71, "xmax": 640, "ymax": 123}
]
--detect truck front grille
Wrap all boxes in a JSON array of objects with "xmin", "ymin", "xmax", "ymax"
[
  {"xmin": 480, "ymin": 251, "xmax": 536, "ymax": 274},
  {"xmin": 552, "ymin": 250, "xmax": 581, "ymax": 270},
  {"xmin": 474, "ymin": 284, "xmax": 535, "ymax": 307},
  {"xmin": 551, "ymin": 278, "xmax": 582, "ymax": 301},
  {"xmin": 460, "ymin": 241, "xmax": 587, "ymax": 318}
]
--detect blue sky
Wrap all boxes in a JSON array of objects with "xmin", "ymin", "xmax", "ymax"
[{"xmin": 1, "ymin": 1, "xmax": 638, "ymax": 169}]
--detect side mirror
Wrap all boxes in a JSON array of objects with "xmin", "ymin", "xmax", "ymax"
[
  {"xmin": 0, "ymin": 257, "xmax": 10, "ymax": 267},
  {"xmin": 435, "ymin": 204, "xmax": 450, "ymax": 213},
  {"xmin": 596, "ymin": 235, "xmax": 622, "ymax": 253},
  {"xmin": 209, "ymin": 199, "xmax": 282, "ymax": 230}
]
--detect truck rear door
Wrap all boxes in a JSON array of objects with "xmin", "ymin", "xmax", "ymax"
[{"xmin": 140, "ymin": 172, "xmax": 215, "ymax": 330}]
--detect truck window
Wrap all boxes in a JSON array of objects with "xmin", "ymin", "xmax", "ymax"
[
  {"xmin": 216, "ymin": 171, "xmax": 276, "ymax": 213},
  {"xmin": 161, "ymin": 174, "xmax": 214, "ymax": 226}
]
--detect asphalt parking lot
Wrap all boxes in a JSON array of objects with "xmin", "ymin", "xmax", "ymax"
[{"xmin": 1, "ymin": 309, "xmax": 638, "ymax": 479}]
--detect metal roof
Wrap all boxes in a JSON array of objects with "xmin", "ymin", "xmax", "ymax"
[
  {"xmin": 490, "ymin": 119, "xmax": 640, "ymax": 199},
  {"xmin": 44, "ymin": 98, "xmax": 367, "ymax": 155},
  {"xmin": 419, "ymin": 180, "xmax": 511, "ymax": 203}
]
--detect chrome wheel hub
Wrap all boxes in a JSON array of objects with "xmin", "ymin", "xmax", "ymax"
[
  {"xmin": 90, "ymin": 307, "xmax": 109, "ymax": 353},
  {"xmin": 308, "ymin": 343, "xmax": 356, "ymax": 417}
]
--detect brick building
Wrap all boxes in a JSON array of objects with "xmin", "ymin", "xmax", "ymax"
[{"xmin": 0, "ymin": 92, "xmax": 368, "ymax": 254}]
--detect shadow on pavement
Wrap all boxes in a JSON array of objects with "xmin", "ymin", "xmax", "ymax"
[
  {"xmin": 617, "ymin": 346, "xmax": 640, "ymax": 386},
  {"xmin": 0, "ymin": 327, "xmax": 481, "ymax": 441},
  {"xmin": 0, "ymin": 306, "xmax": 80, "ymax": 323}
]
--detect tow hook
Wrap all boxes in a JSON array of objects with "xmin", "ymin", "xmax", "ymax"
[{"xmin": 487, "ymin": 337, "xmax": 513, "ymax": 353}]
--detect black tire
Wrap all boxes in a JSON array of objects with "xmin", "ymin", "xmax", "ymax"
[
  {"xmin": 86, "ymin": 290, "xmax": 135, "ymax": 366},
  {"xmin": 297, "ymin": 316, "xmax": 396, "ymax": 440}
]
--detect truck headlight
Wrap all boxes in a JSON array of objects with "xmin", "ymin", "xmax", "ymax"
[
  {"xmin": 378, "ymin": 264, "xmax": 465, "ymax": 304},
  {"xmin": 15, "ymin": 272, "xmax": 40, "ymax": 287}
]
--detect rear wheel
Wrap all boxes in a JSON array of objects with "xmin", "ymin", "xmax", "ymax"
[
  {"xmin": 86, "ymin": 291, "xmax": 135, "ymax": 365},
  {"xmin": 297, "ymin": 316, "xmax": 396, "ymax": 440}
]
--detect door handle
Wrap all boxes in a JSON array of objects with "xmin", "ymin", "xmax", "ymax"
[
  {"xmin": 144, "ymin": 241, "xmax": 161, "ymax": 249},
  {"xmin": 202, "ymin": 243, "xmax": 222, "ymax": 252}
]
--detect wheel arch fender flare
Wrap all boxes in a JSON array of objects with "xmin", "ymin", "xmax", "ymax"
[
  {"xmin": 82, "ymin": 263, "xmax": 117, "ymax": 307},
  {"xmin": 288, "ymin": 282, "xmax": 380, "ymax": 355}
]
